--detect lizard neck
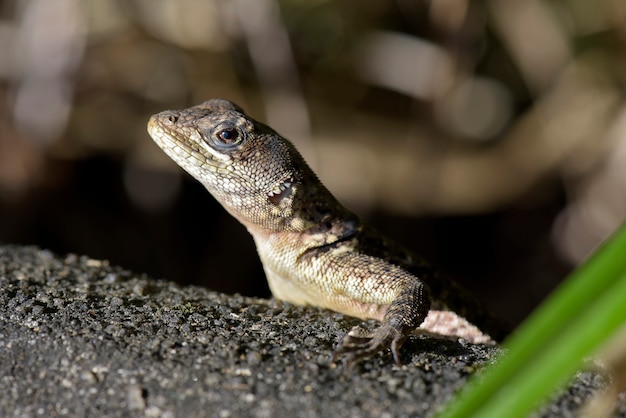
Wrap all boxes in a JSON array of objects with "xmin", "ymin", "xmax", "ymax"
[{"xmin": 203, "ymin": 149, "xmax": 357, "ymax": 235}]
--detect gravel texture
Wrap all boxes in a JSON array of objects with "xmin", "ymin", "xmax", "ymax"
[{"xmin": 0, "ymin": 245, "xmax": 615, "ymax": 417}]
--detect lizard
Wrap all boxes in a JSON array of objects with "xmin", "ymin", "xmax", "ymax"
[{"xmin": 147, "ymin": 98, "xmax": 508, "ymax": 365}]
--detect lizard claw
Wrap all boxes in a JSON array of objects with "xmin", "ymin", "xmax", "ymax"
[{"xmin": 333, "ymin": 324, "xmax": 406, "ymax": 367}]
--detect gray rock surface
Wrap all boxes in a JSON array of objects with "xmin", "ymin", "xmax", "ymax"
[{"xmin": 0, "ymin": 245, "xmax": 612, "ymax": 417}]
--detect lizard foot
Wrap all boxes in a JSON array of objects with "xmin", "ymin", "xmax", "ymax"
[{"xmin": 333, "ymin": 324, "xmax": 406, "ymax": 367}]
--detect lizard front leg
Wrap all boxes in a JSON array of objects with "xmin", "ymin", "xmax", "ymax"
[
  {"xmin": 285, "ymin": 243, "xmax": 432, "ymax": 365},
  {"xmin": 334, "ymin": 279, "xmax": 431, "ymax": 365}
]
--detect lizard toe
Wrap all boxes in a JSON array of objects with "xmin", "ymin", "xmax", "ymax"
[{"xmin": 333, "ymin": 324, "xmax": 406, "ymax": 367}]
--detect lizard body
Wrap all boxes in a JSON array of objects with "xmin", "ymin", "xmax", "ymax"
[{"xmin": 147, "ymin": 99, "xmax": 506, "ymax": 364}]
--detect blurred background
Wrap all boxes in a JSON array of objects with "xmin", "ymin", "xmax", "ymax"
[{"xmin": 0, "ymin": 0, "xmax": 624, "ymax": 327}]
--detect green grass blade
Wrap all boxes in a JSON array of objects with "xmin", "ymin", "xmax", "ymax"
[
  {"xmin": 436, "ymin": 223, "xmax": 626, "ymax": 418},
  {"xmin": 473, "ymin": 269, "xmax": 626, "ymax": 417}
]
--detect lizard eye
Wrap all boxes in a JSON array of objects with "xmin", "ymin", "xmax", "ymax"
[
  {"xmin": 208, "ymin": 123, "xmax": 245, "ymax": 149},
  {"xmin": 217, "ymin": 128, "xmax": 237, "ymax": 143}
]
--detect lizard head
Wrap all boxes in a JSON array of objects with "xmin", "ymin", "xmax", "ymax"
[{"xmin": 147, "ymin": 98, "xmax": 330, "ymax": 232}]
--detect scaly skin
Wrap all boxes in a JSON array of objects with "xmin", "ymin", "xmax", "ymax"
[{"xmin": 147, "ymin": 99, "xmax": 506, "ymax": 365}]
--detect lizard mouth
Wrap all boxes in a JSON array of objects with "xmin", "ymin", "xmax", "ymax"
[
  {"xmin": 147, "ymin": 116, "xmax": 182, "ymax": 156},
  {"xmin": 148, "ymin": 115, "xmax": 226, "ymax": 172}
]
